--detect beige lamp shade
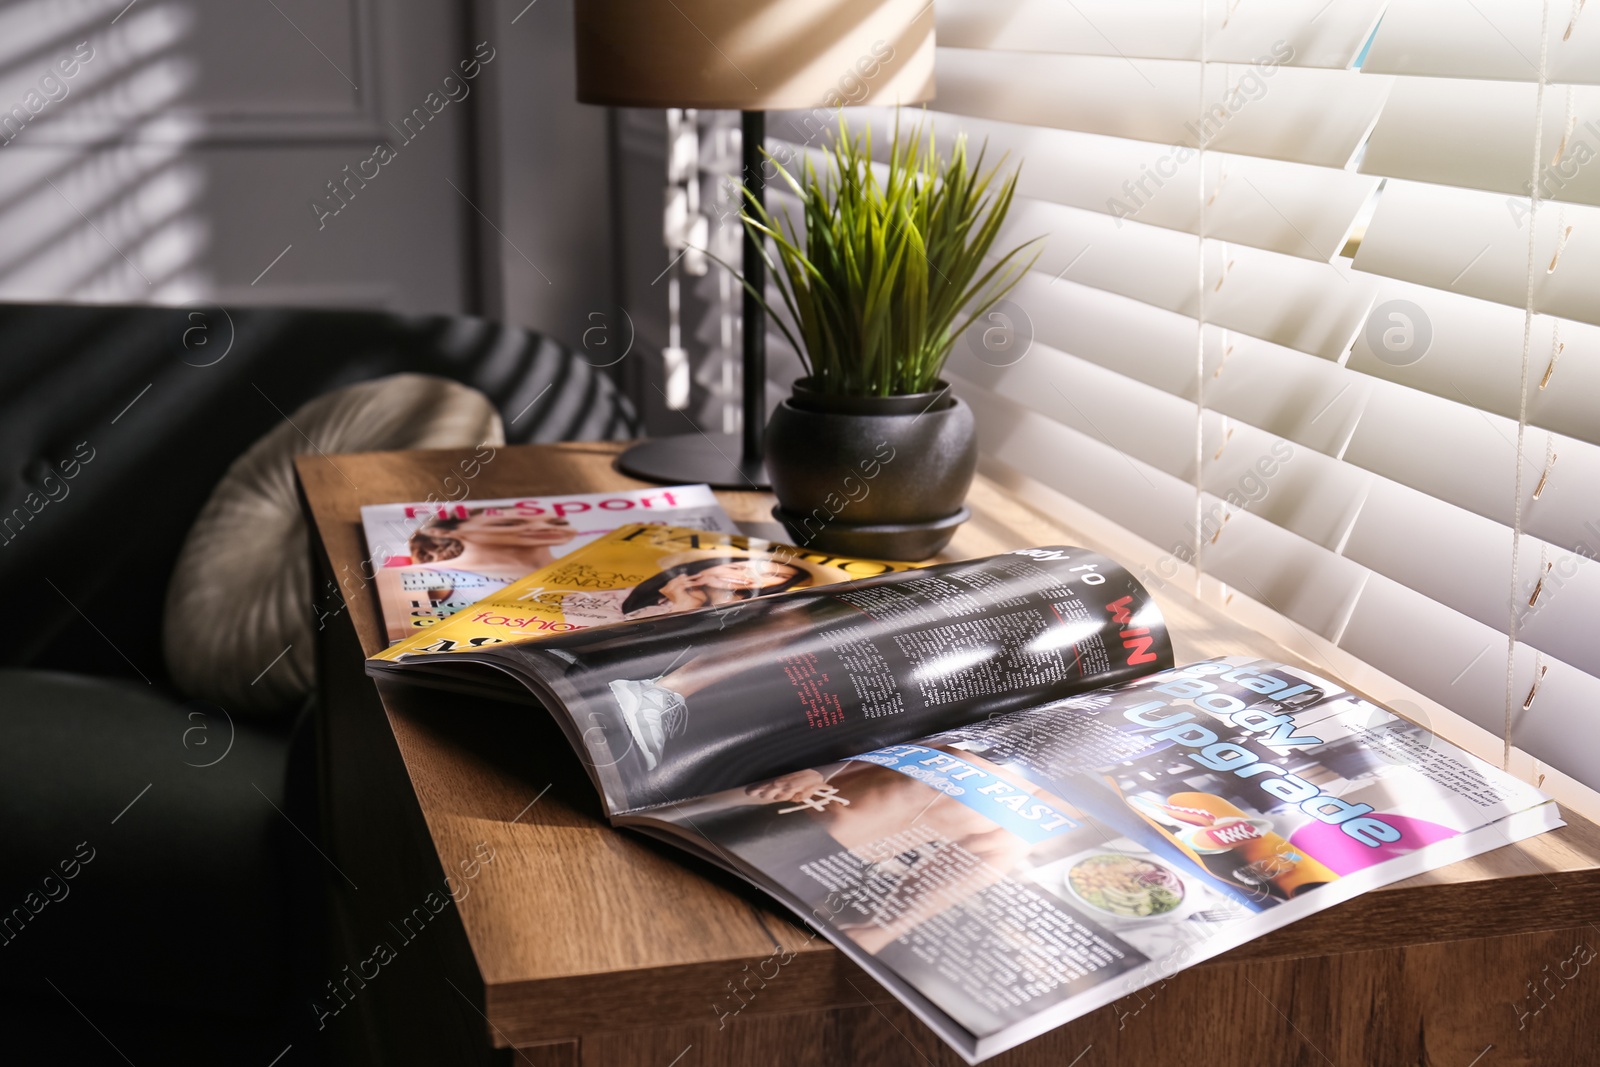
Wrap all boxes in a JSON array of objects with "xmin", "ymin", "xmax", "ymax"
[{"xmin": 574, "ymin": 0, "xmax": 936, "ymax": 110}]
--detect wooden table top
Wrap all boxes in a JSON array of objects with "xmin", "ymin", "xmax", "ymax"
[{"xmin": 296, "ymin": 441, "xmax": 1600, "ymax": 1046}]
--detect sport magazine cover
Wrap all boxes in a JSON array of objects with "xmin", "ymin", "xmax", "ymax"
[{"xmin": 360, "ymin": 485, "xmax": 737, "ymax": 642}]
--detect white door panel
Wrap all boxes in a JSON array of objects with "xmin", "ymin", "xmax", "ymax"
[{"xmin": 0, "ymin": 0, "xmax": 472, "ymax": 312}]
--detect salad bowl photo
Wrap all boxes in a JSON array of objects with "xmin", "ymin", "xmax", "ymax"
[{"xmin": 1063, "ymin": 852, "xmax": 1191, "ymax": 924}]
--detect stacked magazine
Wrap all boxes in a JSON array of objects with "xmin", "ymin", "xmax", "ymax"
[
  {"xmin": 361, "ymin": 484, "xmax": 738, "ymax": 643},
  {"xmin": 362, "ymin": 497, "xmax": 1560, "ymax": 1063}
]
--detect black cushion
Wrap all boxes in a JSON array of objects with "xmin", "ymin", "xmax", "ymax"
[
  {"xmin": 0, "ymin": 669, "xmax": 309, "ymax": 1016},
  {"xmin": 0, "ymin": 304, "xmax": 638, "ymax": 690}
]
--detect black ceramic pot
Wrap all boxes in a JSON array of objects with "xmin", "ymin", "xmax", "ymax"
[{"xmin": 764, "ymin": 378, "xmax": 978, "ymax": 561}]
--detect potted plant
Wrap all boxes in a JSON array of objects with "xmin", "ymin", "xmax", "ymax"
[{"xmin": 734, "ymin": 118, "xmax": 1041, "ymax": 560}]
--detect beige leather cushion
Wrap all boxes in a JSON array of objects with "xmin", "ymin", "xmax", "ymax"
[{"xmin": 164, "ymin": 374, "xmax": 506, "ymax": 715}]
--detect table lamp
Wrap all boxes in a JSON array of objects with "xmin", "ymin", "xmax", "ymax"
[{"xmin": 575, "ymin": 0, "xmax": 936, "ymax": 488}]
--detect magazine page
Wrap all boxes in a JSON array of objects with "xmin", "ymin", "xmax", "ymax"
[
  {"xmin": 628, "ymin": 657, "xmax": 1560, "ymax": 1063},
  {"xmin": 371, "ymin": 547, "xmax": 1173, "ymax": 816},
  {"xmin": 369, "ymin": 523, "xmax": 913, "ymax": 664},
  {"xmin": 360, "ymin": 485, "xmax": 737, "ymax": 643}
]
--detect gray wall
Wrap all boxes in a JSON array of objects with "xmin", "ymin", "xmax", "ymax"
[
  {"xmin": 470, "ymin": 0, "xmax": 616, "ymax": 348},
  {"xmin": 0, "ymin": 0, "xmax": 481, "ymax": 312},
  {"xmin": 0, "ymin": 0, "xmax": 622, "ymax": 332},
  {"xmin": 0, "ymin": 0, "xmax": 708, "ymax": 424}
]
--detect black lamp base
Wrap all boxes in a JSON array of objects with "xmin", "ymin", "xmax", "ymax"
[{"xmin": 615, "ymin": 432, "xmax": 769, "ymax": 490}]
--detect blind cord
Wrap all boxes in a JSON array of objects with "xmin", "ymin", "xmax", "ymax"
[
  {"xmin": 1193, "ymin": 1, "xmax": 1210, "ymax": 594},
  {"xmin": 1507, "ymin": 0, "xmax": 1554, "ymax": 768}
]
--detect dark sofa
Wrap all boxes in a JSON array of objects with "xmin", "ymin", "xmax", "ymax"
[{"xmin": 0, "ymin": 303, "xmax": 636, "ymax": 1063}]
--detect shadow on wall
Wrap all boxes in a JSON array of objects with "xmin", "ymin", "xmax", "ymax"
[
  {"xmin": 0, "ymin": 0, "xmax": 485, "ymax": 314},
  {"xmin": 0, "ymin": 1, "xmax": 208, "ymax": 301}
]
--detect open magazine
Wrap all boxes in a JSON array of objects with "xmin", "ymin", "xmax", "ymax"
[
  {"xmin": 360, "ymin": 485, "xmax": 737, "ymax": 643},
  {"xmin": 366, "ymin": 545, "xmax": 1560, "ymax": 1063}
]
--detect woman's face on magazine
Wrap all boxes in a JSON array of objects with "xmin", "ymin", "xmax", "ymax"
[
  {"xmin": 451, "ymin": 513, "xmax": 575, "ymax": 547},
  {"xmin": 697, "ymin": 559, "xmax": 802, "ymax": 591}
]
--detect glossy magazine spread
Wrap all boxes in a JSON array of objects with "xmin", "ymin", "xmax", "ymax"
[
  {"xmin": 635, "ymin": 657, "xmax": 1559, "ymax": 1061},
  {"xmin": 364, "ymin": 545, "xmax": 1560, "ymax": 1062},
  {"xmin": 360, "ymin": 485, "xmax": 737, "ymax": 644}
]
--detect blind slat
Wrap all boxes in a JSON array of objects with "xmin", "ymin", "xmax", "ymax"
[
  {"xmin": 1201, "ymin": 495, "xmax": 1370, "ymax": 640},
  {"xmin": 957, "ymin": 271, "xmax": 1200, "ymax": 400},
  {"xmin": 1335, "ymin": 573, "xmax": 1595, "ymax": 779},
  {"xmin": 1199, "ymin": 417, "xmax": 1373, "ymax": 554},
  {"xmin": 1340, "ymin": 368, "xmax": 1600, "ymax": 559},
  {"xmin": 1347, "ymin": 281, "xmax": 1600, "ymax": 449},
  {"xmin": 937, "ymin": 0, "xmax": 1386, "ymax": 70},
  {"xmin": 1360, "ymin": 77, "xmax": 1600, "ymax": 208},
  {"xmin": 1204, "ymin": 329, "xmax": 1372, "ymax": 455},
  {"xmin": 1343, "ymin": 379, "xmax": 1546, "ymax": 531},
  {"xmin": 954, "ymin": 340, "xmax": 1199, "ymax": 480},
  {"xmin": 1362, "ymin": 0, "xmax": 1600, "ymax": 85},
  {"xmin": 955, "ymin": 377, "xmax": 1196, "ymax": 552},
  {"xmin": 997, "ymin": 198, "xmax": 1378, "ymax": 359},
  {"xmin": 1352, "ymin": 179, "xmax": 1600, "ymax": 328},
  {"xmin": 1339, "ymin": 475, "xmax": 1600, "ymax": 676},
  {"xmin": 934, "ymin": 48, "xmax": 1392, "ymax": 169}
]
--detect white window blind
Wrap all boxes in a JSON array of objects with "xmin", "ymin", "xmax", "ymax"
[{"xmin": 768, "ymin": 0, "xmax": 1600, "ymax": 793}]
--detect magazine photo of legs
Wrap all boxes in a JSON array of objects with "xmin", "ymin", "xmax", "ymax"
[{"xmin": 656, "ymin": 745, "xmax": 1162, "ymax": 1039}]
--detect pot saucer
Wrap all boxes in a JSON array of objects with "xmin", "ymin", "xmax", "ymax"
[{"xmin": 771, "ymin": 505, "xmax": 971, "ymax": 562}]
